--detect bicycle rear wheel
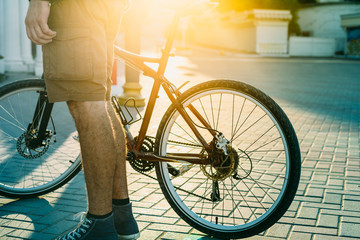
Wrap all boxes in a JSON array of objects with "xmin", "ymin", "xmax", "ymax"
[
  {"xmin": 155, "ymin": 80, "xmax": 300, "ymax": 239},
  {"xmin": 0, "ymin": 79, "xmax": 81, "ymax": 198}
]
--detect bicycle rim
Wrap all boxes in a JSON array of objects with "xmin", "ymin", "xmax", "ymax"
[
  {"xmin": 156, "ymin": 81, "xmax": 299, "ymax": 238},
  {"xmin": 0, "ymin": 81, "xmax": 81, "ymax": 197}
]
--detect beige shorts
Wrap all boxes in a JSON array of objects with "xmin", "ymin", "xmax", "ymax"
[{"xmin": 42, "ymin": 0, "xmax": 130, "ymax": 103}]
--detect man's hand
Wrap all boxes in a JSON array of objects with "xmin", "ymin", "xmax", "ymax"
[{"xmin": 25, "ymin": 0, "xmax": 56, "ymax": 45}]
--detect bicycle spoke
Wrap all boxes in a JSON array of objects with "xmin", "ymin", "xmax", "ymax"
[
  {"xmin": 232, "ymin": 97, "xmax": 246, "ymax": 140},
  {"xmin": 232, "ymin": 112, "xmax": 267, "ymax": 142},
  {"xmin": 250, "ymin": 169, "xmax": 286, "ymax": 179},
  {"xmin": 230, "ymin": 104, "xmax": 257, "ymax": 142},
  {"xmin": 0, "ymin": 110, "xmax": 26, "ymax": 131},
  {"xmin": 222, "ymin": 179, "xmax": 252, "ymax": 224},
  {"xmin": 198, "ymin": 98, "xmax": 212, "ymax": 128},
  {"xmin": 172, "ymin": 121, "xmax": 200, "ymax": 145},
  {"xmin": 243, "ymin": 136, "xmax": 282, "ymax": 153},
  {"xmin": 215, "ymin": 93, "xmax": 222, "ymax": 131}
]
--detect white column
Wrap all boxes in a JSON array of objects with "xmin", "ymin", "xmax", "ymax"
[
  {"xmin": 20, "ymin": 0, "xmax": 34, "ymax": 72},
  {"xmin": 4, "ymin": 0, "xmax": 27, "ymax": 72},
  {"xmin": 35, "ymin": 45, "xmax": 43, "ymax": 77}
]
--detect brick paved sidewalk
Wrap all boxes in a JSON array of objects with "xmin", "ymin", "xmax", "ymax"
[{"xmin": 0, "ymin": 52, "xmax": 359, "ymax": 239}]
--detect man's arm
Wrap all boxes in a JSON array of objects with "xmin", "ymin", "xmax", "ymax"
[{"xmin": 25, "ymin": 0, "xmax": 56, "ymax": 45}]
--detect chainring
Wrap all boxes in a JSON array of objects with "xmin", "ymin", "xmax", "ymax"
[{"xmin": 129, "ymin": 136, "xmax": 156, "ymax": 173}]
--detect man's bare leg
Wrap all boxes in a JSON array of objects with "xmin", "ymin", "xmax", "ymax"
[
  {"xmin": 106, "ymin": 102, "xmax": 129, "ymax": 200},
  {"xmin": 67, "ymin": 101, "xmax": 118, "ymax": 215},
  {"xmin": 106, "ymin": 102, "xmax": 140, "ymax": 239}
]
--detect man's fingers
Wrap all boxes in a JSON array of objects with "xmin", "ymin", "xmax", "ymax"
[
  {"xmin": 34, "ymin": 25, "xmax": 54, "ymax": 40},
  {"xmin": 39, "ymin": 21, "xmax": 56, "ymax": 37},
  {"xmin": 28, "ymin": 26, "xmax": 53, "ymax": 45}
]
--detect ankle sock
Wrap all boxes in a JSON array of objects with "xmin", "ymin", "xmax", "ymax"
[
  {"xmin": 87, "ymin": 211, "xmax": 112, "ymax": 220},
  {"xmin": 112, "ymin": 198, "xmax": 130, "ymax": 206}
]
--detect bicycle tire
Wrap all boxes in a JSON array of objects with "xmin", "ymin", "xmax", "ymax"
[
  {"xmin": 155, "ymin": 80, "xmax": 301, "ymax": 239},
  {"xmin": 0, "ymin": 79, "xmax": 81, "ymax": 198}
]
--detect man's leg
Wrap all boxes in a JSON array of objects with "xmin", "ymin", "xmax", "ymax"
[
  {"xmin": 106, "ymin": 102, "xmax": 129, "ymax": 200},
  {"xmin": 55, "ymin": 101, "xmax": 119, "ymax": 239},
  {"xmin": 107, "ymin": 102, "xmax": 140, "ymax": 240},
  {"xmin": 67, "ymin": 101, "xmax": 117, "ymax": 215}
]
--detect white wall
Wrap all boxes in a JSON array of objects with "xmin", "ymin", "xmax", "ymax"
[
  {"xmin": 298, "ymin": 3, "xmax": 360, "ymax": 52},
  {"xmin": 289, "ymin": 36, "xmax": 336, "ymax": 56}
]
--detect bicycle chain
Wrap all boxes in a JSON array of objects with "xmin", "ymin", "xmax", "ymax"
[{"xmin": 146, "ymin": 136, "xmax": 203, "ymax": 148}]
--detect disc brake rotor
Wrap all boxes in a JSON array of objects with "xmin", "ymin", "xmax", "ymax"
[{"xmin": 17, "ymin": 132, "xmax": 50, "ymax": 159}]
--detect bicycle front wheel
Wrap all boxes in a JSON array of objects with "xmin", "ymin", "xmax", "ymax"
[
  {"xmin": 0, "ymin": 79, "xmax": 81, "ymax": 198},
  {"xmin": 155, "ymin": 80, "xmax": 300, "ymax": 239}
]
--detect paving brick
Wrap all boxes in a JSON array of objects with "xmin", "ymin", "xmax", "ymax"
[
  {"xmin": 265, "ymin": 223, "xmax": 291, "ymax": 238},
  {"xmin": 311, "ymin": 173, "xmax": 328, "ymax": 183},
  {"xmin": 321, "ymin": 209, "xmax": 360, "ymax": 218},
  {"xmin": 135, "ymin": 207, "xmax": 166, "ymax": 217},
  {"xmin": 305, "ymin": 187, "xmax": 324, "ymax": 198},
  {"xmin": 148, "ymin": 223, "xmax": 192, "ymax": 234},
  {"xmin": 37, "ymin": 210, "xmax": 73, "ymax": 225},
  {"xmin": 313, "ymin": 235, "xmax": 357, "ymax": 240},
  {"xmin": 344, "ymin": 181, "xmax": 360, "ymax": 191},
  {"xmin": 323, "ymin": 192, "xmax": 342, "ymax": 204},
  {"xmin": 302, "ymin": 202, "xmax": 340, "ymax": 210},
  {"xmin": 138, "ymin": 229, "xmax": 163, "ymax": 240},
  {"xmin": 137, "ymin": 215, "xmax": 178, "ymax": 225},
  {"xmin": 342, "ymin": 199, "xmax": 360, "ymax": 211},
  {"xmin": 7, "ymin": 230, "xmax": 55, "ymax": 240},
  {"xmin": 162, "ymin": 209, "xmax": 180, "ymax": 218},
  {"xmin": 342, "ymin": 216, "xmax": 360, "ymax": 223},
  {"xmin": 289, "ymin": 231, "xmax": 312, "ymax": 240},
  {"xmin": 280, "ymin": 217, "xmax": 316, "ymax": 226},
  {"xmin": 161, "ymin": 232, "xmax": 201, "ymax": 240},
  {"xmin": 340, "ymin": 222, "xmax": 360, "ymax": 238},
  {"xmin": 317, "ymin": 213, "xmax": 339, "ymax": 228},
  {"xmin": 42, "ymin": 219, "xmax": 78, "ymax": 235},
  {"xmin": 292, "ymin": 225, "xmax": 338, "ymax": 235},
  {"xmin": 0, "ymin": 227, "xmax": 15, "ymax": 237},
  {"xmin": 297, "ymin": 206, "xmax": 319, "ymax": 219},
  {"xmin": 152, "ymin": 199, "xmax": 171, "ymax": 210}
]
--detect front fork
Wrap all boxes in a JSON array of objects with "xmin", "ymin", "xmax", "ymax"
[{"xmin": 27, "ymin": 90, "xmax": 54, "ymax": 149}]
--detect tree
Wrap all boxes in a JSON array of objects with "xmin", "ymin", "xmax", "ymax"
[{"xmin": 215, "ymin": 0, "xmax": 301, "ymax": 36}]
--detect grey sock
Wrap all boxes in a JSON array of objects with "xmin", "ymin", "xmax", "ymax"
[{"xmin": 113, "ymin": 203, "xmax": 139, "ymax": 236}]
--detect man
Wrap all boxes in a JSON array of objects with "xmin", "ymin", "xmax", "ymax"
[{"xmin": 25, "ymin": 0, "xmax": 140, "ymax": 239}]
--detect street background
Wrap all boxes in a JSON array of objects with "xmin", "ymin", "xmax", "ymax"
[{"xmin": 0, "ymin": 46, "xmax": 359, "ymax": 239}]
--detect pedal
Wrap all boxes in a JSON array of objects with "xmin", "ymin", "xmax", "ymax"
[{"xmin": 111, "ymin": 96, "xmax": 142, "ymax": 126}]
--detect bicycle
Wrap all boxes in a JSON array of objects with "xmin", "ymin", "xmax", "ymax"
[{"xmin": 0, "ymin": 1, "xmax": 301, "ymax": 239}]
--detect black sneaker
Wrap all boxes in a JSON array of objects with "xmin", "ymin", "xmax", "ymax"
[
  {"xmin": 113, "ymin": 203, "xmax": 140, "ymax": 240},
  {"xmin": 57, "ymin": 213, "xmax": 118, "ymax": 240}
]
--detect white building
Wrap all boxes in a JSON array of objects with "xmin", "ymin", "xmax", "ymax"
[
  {"xmin": 297, "ymin": 0, "xmax": 360, "ymax": 53},
  {"xmin": 0, "ymin": 0, "xmax": 43, "ymax": 75}
]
